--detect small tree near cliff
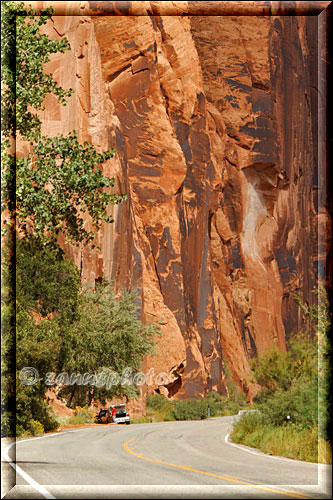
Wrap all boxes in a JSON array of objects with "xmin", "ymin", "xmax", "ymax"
[{"xmin": 58, "ymin": 281, "xmax": 161, "ymax": 408}]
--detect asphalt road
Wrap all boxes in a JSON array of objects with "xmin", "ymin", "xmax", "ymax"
[{"xmin": 2, "ymin": 416, "xmax": 332, "ymax": 499}]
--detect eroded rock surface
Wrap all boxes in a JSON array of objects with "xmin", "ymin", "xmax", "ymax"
[{"xmin": 30, "ymin": 1, "xmax": 329, "ymax": 404}]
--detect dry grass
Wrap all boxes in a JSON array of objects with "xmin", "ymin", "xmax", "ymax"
[
  {"xmin": 318, "ymin": 439, "xmax": 332, "ymax": 465},
  {"xmin": 231, "ymin": 414, "xmax": 331, "ymax": 464}
]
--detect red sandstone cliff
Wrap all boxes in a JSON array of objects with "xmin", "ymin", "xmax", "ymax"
[{"xmin": 28, "ymin": 1, "xmax": 331, "ymax": 405}]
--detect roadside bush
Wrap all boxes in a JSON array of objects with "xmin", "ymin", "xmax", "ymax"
[
  {"xmin": 146, "ymin": 393, "xmax": 174, "ymax": 421},
  {"xmin": 68, "ymin": 416, "xmax": 88, "ymax": 425},
  {"xmin": 73, "ymin": 406, "xmax": 95, "ymax": 422},
  {"xmin": 42, "ymin": 406, "xmax": 59, "ymax": 432},
  {"xmin": 208, "ymin": 396, "xmax": 229, "ymax": 418},
  {"xmin": 205, "ymin": 391, "xmax": 225, "ymax": 403},
  {"xmin": 16, "ymin": 419, "xmax": 45, "ymax": 437},
  {"xmin": 205, "ymin": 391, "xmax": 228, "ymax": 416},
  {"xmin": 16, "ymin": 376, "xmax": 59, "ymax": 436},
  {"xmin": 318, "ymin": 439, "xmax": 332, "ymax": 465},
  {"xmin": 1, "ymin": 412, "xmax": 13, "ymax": 438},
  {"xmin": 259, "ymin": 377, "xmax": 318, "ymax": 428},
  {"xmin": 163, "ymin": 413, "xmax": 176, "ymax": 421},
  {"xmin": 146, "ymin": 393, "xmax": 172, "ymax": 413},
  {"xmin": 172, "ymin": 398, "xmax": 210, "ymax": 421},
  {"xmin": 55, "ymin": 415, "xmax": 71, "ymax": 427},
  {"xmin": 145, "ymin": 391, "xmax": 246, "ymax": 422},
  {"xmin": 225, "ymin": 401, "xmax": 243, "ymax": 415},
  {"xmin": 71, "ymin": 406, "xmax": 94, "ymax": 423},
  {"xmin": 28, "ymin": 419, "xmax": 45, "ymax": 436},
  {"xmin": 230, "ymin": 286, "xmax": 331, "ymax": 464},
  {"xmin": 231, "ymin": 411, "xmax": 266, "ymax": 442}
]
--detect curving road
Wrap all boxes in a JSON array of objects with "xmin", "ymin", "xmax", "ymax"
[{"xmin": 2, "ymin": 416, "xmax": 332, "ymax": 499}]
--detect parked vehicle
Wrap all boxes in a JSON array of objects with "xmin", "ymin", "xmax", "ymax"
[
  {"xmin": 95, "ymin": 409, "xmax": 110, "ymax": 424},
  {"xmin": 110, "ymin": 404, "xmax": 130, "ymax": 425},
  {"xmin": 95, "ymin": 404, "xmax": 130, "ymax": 424}
]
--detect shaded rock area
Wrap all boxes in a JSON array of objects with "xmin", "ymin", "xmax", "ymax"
[{"xmin": 29, "ymin": 1, "xmax": 331, "ymax": 406}]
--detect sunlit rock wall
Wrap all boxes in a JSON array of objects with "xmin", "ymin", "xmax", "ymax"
[{"xmin": 30, "ymin": 1, "xmax": 329, "ymax": 404}]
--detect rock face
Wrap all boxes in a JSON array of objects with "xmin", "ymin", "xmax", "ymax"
[{"xmin": 31, "ymin": 1, "xmax": 330, "ymax": 404}]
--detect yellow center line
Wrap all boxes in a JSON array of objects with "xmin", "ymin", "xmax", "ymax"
[{"xmin": 123, "ymin": 437, "xmax": 311, "ymax": 499}]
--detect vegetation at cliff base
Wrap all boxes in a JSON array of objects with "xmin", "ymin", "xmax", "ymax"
[
  {"xmin": 11, "ymin": 239, "xmax": 160, "ymax": 437},
  {"xmin": 57, "ymin": 280, "xmax": 159, "ymax": 408},
  {"xmin": 230, "ymin": 286, "xmax": 331, "ymax": 464},
  {"xmin": 141, "ymin": 387, "xmax": 250, "ymax": 424}
]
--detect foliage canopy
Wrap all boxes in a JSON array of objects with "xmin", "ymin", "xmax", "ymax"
[
  {"xmin": 1, "ymin": 1, "xmax": 126, "ymax": 246},
  {"xmin": 13, "ymin": 241, "xmax": 161, "ymax": 434}
]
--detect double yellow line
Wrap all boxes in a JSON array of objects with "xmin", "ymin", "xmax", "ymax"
[{"xmin": 124, "ymin": 437, "xmax": 311, "ymax": 499}]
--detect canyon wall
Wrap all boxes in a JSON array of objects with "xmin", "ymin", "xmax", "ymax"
[{"xmin": 31, "ymin": 1, "xmax": 330, "ymax": 406}]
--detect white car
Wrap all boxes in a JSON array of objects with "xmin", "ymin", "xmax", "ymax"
[
  {"xmin": 237, "ymin": 409, "xmax": 260, "ymax": 416},
  {"xmin": 110, "ymin": 404, "xmax": 130, "ymax": 425}
]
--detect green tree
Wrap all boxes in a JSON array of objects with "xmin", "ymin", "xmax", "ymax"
[
  {"xmin": 16, "ymin": 237, "xmax": 81, "ymax": 322},
  {"xmin": 1, "ymin": 1, "xmax": 126, "ymax": 246},
  {"xmin": 58, "ymin": 281, "xmax": 161, "ymax": 407},
  {"xmin": 13, "ymin": 246, "xmax": 161, "ymax": 434},
  {"xmin": 15, "ymin": 312, "xmax": 62, "ymax": 436},
  {"xmin": 11, "ymin": 240, "xmax": 80, "ymax": 436},
  {"xmin": 2, "ymin": 2, "xmax": 73, "ymax": 140}
]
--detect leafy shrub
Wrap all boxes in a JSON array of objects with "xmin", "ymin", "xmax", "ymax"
[
  {"xmin": 206, "ymin": 390, "xmax": 225, "ymax": 403},
  {"xmin": 318, "ymin": 439, "xmax": 332, "ymax": 465},
  {"xmin": 205, "ymin": 391, "xmax": 228, "ymax": 415},
  {"xmin": 172, "ymin": 398, "xmax": 210, "ymax": 421},
  {"xmin": 42, "ymin": 406, "xmax": 59, "ymax": 433},
  {"xmin": 16, "ymin": 419, "xmax": 45, "ymax": 437},
  {"xmin": 231, "ymin": 411, "xmax": 266, "ymax": 442},
  {"xmin": 73, "ymin": 406, "xmax": 95, "ymax": 422},
  {"xmin": 145, "ymin": 391, "xmax": 245, "ymax": 422},
  {"xmin": 16, "ymin": 376, "xmax": 59, "ymax": 436},
  {"xmin": 68, "ymin": 416, "xmax": 88, "ymax": 425},
  {"xmin": 146, "ymin": 393, "xmax": 172, "ymax": 413},
  {"xmin": 55, "ymin": 415, "xmax": 71, "ymax": 427},
  {"xmin": 28, "ymin": 419, "xmax": 45, "ymax": 436},
  {"xmin": 231, "ymin": 286, "xmax": 331, "ymax": 463},
  {"xmin": 222, "ymin": 361, "xmax": 249, "ymax": 411},
  {"xmin": 163, "ymin": 413, "xmax": 176, "ymax": 422},
  {"xmin": 1, "ymin": 411, "xmax": 13, "ymax": 438},
  {"xmin": 260, "ymin": 377, "xmax": 318, "ymax": 428},
  {"xmin": 145, "ymin": 393, "xmax": 174, "ymax": 421},
  {"xmin": 224, "ymin": 401, "xmax": 243, "ymax": 415}
]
